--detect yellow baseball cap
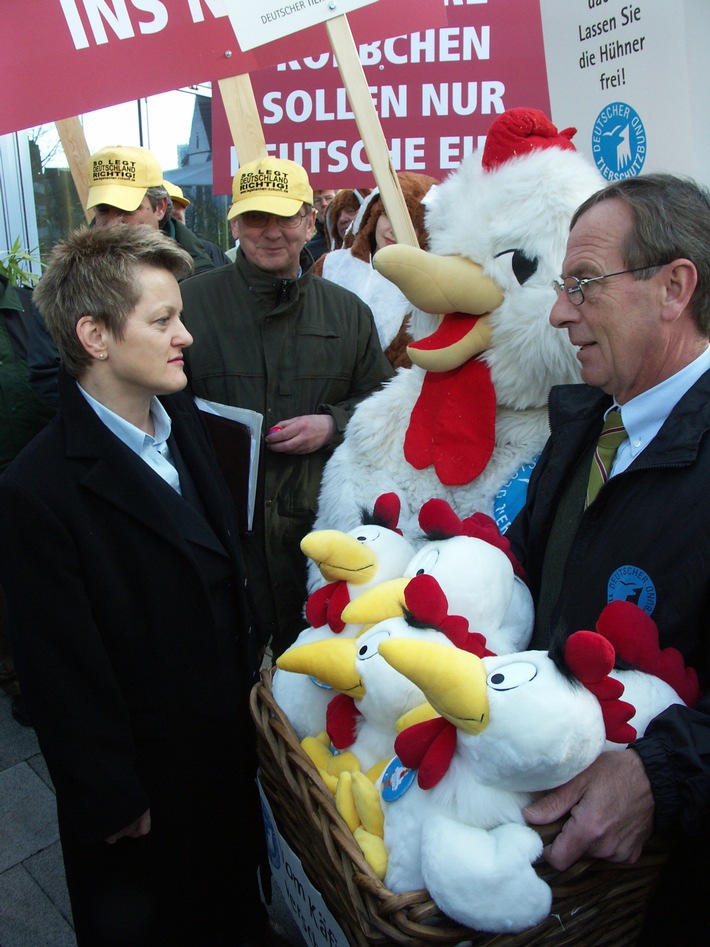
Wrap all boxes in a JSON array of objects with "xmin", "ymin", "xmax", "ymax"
[
  {"xmin": 164, "ymin": 179, "xmax": 190, "ymax": 208},
  {"xmin": 228, "ymin": 157, "xmax": 313, "ymax": 220},
  {"xmin": 87, "ymin": 145, "xmax": 163, "ymax": 212}
]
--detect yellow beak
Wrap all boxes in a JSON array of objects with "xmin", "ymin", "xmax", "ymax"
[
  {"xmin": 341, "ymin": 577, "xmax": 409, "ymax": 626},
  {"xmin": 301, "ymin": 530, "xmax": 377, "ymax": 585},
  {"xmin": 373, "ymin": 244, "xmax": 504, "ymax": 316},
  {"xmin": 378, "ymin": 638, "xmax": 489, "ymax": 735},
  {"xmin": 276, "ymin": 637, "xmax": 366, "ymax": 698}
]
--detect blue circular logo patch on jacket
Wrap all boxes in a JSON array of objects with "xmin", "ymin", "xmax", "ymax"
[{"xmin": 607, "ymin": 565, "xmax": 656, "ymax": 614}]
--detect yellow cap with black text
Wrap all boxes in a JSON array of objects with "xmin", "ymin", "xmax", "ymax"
[
  {"xmin": 87, "ymin": 145, "xmax": 163, "ymax": 212},
  {"xmin": 228, "ymin": 157, "xmax": 313, "ymax": 220}
]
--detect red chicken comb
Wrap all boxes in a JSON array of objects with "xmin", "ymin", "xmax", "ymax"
[
  {"xmin": 418, "ymin": 497, "xmax": 462, "ymax": 538},
  {"xmin": 564, "ymin": 630, "xmax": 637, "ymax": 744},
  {"xmin": 417, "ymin": 499, "xmax": 526, "ymax": 581},
  {"xmin": 370, "ymin": 492, "xmax": 403, "ymax": 535},
  {"xmin": 595, "ymin": 601, "xmax": 700, "ymax": 708},
  {"xmin": 403, "ymin": 574, "xmax": 492, "ymax": 657}
]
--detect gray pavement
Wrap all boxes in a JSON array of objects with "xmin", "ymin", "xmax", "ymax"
[{"xmin": 0, "ymin": 689, "xmax": 306, "ymax": 947}]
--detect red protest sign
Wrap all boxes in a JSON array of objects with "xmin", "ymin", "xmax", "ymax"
[
  {"xmin": 1, "ymin": 0, "xmax": 445, "ymax": 137},
  {"xmin": 212, "ymin": 0, "xmax": 551, "ymax": 191}
]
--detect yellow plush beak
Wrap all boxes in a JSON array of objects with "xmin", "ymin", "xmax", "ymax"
[
  {"xmin": 341, "ymin": 577, "xmax": 409, "ymax": 626},
  {"xmin": 276, "ymin": 637, "xmax": 366, "ymax": 698},
  {"xmin": 373, "ymin": 244, "xmax": 504, "ymax": 316},
  {"xmin": 300, "ymin": 529, "xmax": 378, "ymax": 584},
  {"xmin": 379, "ymin": 639, "xmax": 489, "ymax": 735}
]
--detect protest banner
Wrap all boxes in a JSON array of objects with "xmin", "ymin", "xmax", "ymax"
[
  {"xmin": 221, "ymin": 0, "xmax": 443, "ymax": 244},
  {"xmin": 1, "ymin": 0, "xmax": 444, "ymax": 137},
  {"xmin": 212, "ymin": 0, "xmax": 552, "ymax": 189}
]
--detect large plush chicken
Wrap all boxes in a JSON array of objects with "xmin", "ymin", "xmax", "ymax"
[
  {"xmin": 314, "ymin": 109, "xmax": 604, "ymax": 543},
  {"xmin": 373, "ymin": 601, "xmax": 699, "ymax": 933}
]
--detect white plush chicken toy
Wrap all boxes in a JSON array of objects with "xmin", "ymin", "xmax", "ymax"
[
  {"xmin": 344, "ymin": 499, "xmax": 533, "ymax": 656},
  {"xmin": 276, "ymin": 574, "xmax": 469, "ymax": 774},
  {"xmin": 272, "ymin": 493, "xmax": 414, "ymax": 739},
  {"xmin": 314, "ymin": 108, "xmax": 604, "ymax": 542},
  {"xmin": 374, "ymin": 600, "xmax": 699, "ymax": 933}
]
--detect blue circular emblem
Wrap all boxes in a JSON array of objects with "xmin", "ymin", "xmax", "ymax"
[
  {"xmin": 607, "ymin": 565, "xmax": 656, "ymax": 615},
  {"xmin": 591, "ymin": 102, "xmax": 647, "ymax": 181},
  {"xmin": 259, "ymin": 796, "xmax": 282, "ymax": 869},
  {"xmin": 381, "ymin": 756, "xmax": 416, "ymax": 802},
  {"xmin": 493, "ymin": 457, "xmax": 538, "ymax": 535}
]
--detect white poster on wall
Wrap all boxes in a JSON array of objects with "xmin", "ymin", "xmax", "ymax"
[{"xmin": 539, "ymin": 0, "xmax": 710, "ymax": 187}]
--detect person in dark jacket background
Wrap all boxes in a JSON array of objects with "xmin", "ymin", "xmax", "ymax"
[
  {"xmin": 507, "ymin": 173, "xmax": 710, "ymax": 944},
  {"xmin": 180, "ymin": 157, "xmax": 393, "ymax": 657},
  {"xmin": 162, "ymin": 179, "xmax": 230, "ymax": 272},
  {"xmin": 0, "ymin": 226, "xmax": 267, "ymax": 946},
  {"xmin": 304, "ymin": 186, "xmax": 336, "ymax": 260},
  {"xmin": 0, "ymin": 270, "xmax": 57, "ymax": 719}
]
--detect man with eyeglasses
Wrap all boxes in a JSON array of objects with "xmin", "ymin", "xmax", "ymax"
[
  {"xmin": 180, "ymin": 157, "xmax": 392, "ymax": 657},
  {"xmin": 508, "ymin": 173, "xmax": 710, "ymax": 943}
]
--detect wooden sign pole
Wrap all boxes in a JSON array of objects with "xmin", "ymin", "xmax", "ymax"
[
  {"xmin": 326, "ymin": 14, "xmax": 419, "ymax": 248},
  {"xmin": 55, "ymin": 117, "xmax": 94, "ymax": 222},
  {"xmin": 218, "ymin": 74, "xmax": 268, "ymax": 167},
  {"xmin": 218, "ymin": 14, "xmax": 417, "ymax": 246}
]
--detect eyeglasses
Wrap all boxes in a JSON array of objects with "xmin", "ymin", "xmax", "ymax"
[
  {"xmin": 239, "ymin": 209, "xmax": 309, "ymax": 230},
  {"xmin": 552, "ymin": 264, "xmax": 667, "ymax": 305}
]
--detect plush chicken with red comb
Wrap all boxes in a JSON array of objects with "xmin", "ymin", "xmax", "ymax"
[
  {"xmin": 313, "ymin": 108, "xmax": 603, "ymax": 544},
  {"xmin": 372, "ymin": 601, "xmax": 698, "ymax": 933},
  {"xmin": 342, "ymin": 499, "xmax": 533, "ymax": 656}
]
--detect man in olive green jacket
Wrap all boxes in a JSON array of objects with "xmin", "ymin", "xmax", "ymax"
[{"xmin": 180, "ymin": 158, "xmax": 393, "ymax": 656}]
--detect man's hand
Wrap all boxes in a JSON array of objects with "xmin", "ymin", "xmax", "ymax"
[
  {"xmin": 265, "ymin": 415, "xmax": 335, "ymax": 454},
  {"xmin": 105, "ymin": 809, "xmax": 151, "ymax": 844},
  {"xmin": 523, "ymin": 750, "xmax": 654, "ymax": 870}
]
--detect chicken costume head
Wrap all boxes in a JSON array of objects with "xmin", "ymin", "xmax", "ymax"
[{"xmin": 314, "ymin": 108, "xmax": 604, "ymax": 544}]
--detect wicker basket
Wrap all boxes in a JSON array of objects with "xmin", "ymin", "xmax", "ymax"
[{"xmin": 251, "ymin": 669, "xmax": 667, "ymax": 946}]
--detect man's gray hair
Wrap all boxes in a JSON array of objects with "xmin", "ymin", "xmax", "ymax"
[{"xmin": 571, "ymin": 173, "xmax": 710, "ymax": 336}]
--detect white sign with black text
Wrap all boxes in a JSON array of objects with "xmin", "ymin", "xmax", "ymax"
[
  {"xmin": 540, "ymin": 0, "xmax": 710, "ymax": 187},
  {"xmin": 225, "ymin": 0, "xmax": 380, "ymax": 51}
]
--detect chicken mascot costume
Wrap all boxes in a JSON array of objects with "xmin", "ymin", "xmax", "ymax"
[{"xmin": 313, "ymin": 108, "xmax": 604, "ymax": 545}]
